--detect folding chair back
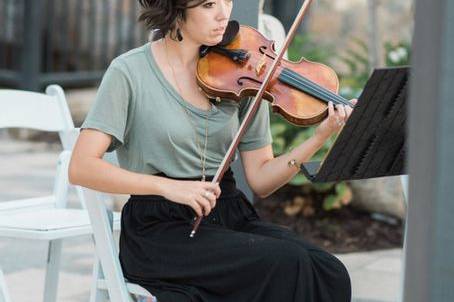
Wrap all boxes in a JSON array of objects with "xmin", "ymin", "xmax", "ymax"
[
  {"xmin": 0, "ymin": 85, "xmax": 77, "ymax": 150},
  {"xmin": 0, "ymin": 85, "xmax": 82, "ymax": 211},
  {"xmin": 0, "ymin": 150, "xmax": 72, "ymax": 220}
]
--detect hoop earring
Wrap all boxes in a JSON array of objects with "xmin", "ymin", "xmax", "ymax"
[{"xmin": 176, "ymin": 28, "xmax": 183, "ymax": 42}]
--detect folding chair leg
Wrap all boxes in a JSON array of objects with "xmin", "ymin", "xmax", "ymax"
[
  {"xmin": 398, "ymin": 175, "xmax": 409, "ymax": 302},
  {"xmin": 90, "ymin": 257, "xmax": 109, "ymax": 302},
  {"xmin": 43, "ymin": 239, "xmax": 62, "ymax": 302},
  {"xmin": 0, "ymin": 269, "xmax": 12, "ymax": 302}
]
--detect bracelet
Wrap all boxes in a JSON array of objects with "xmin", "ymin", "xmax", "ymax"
[{"xmin": 287, "ymin": 158, "xmax": 300, "ymax": 170}]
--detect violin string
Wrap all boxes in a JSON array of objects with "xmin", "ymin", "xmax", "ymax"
[
  {"xmin": 280, "ymin": 68, "xmax": 351, "ymax": 106},
  {"xmin": 287, "ymin": 70, "xmax": 351, "ymax": 106},
  {"xmin": 211, "ymin": 52, "xmax": 351, "ymax": 107},
  {"xmin": 237, "ymin": 53, "xmax": 350, "ymax": 106},
  {"xmin": 279, "ymin": 72, "xmax": 338, "ymax": 104},
  {"xmin": 279, "ymin": 72, "xmax": 348, "ymax": 107},
  {"xmin": 285, "ymin": 72, "xmax": 349, "ymax": 106}
]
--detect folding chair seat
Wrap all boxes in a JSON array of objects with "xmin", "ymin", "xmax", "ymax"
[{"xmin": 0, "ymin": 85, "xmax": 120, "ymax": 302}]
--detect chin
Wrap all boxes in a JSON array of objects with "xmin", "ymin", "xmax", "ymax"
[{"xmin": 204, "ymin": 36, "xmax": 223, "ymax": 46}]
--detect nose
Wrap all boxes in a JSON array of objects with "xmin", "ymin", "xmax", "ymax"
[{"xmin": 216, "ymin": 0, "xmax": 231, "ymax": 21}]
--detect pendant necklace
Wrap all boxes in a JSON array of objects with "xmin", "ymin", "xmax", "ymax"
[{"xmin": 164, "ymin": 38, "xmax": 211, "ymax": 181}]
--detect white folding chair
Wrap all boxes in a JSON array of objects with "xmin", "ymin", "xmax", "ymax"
[
  {"xmin": 258, "ymin": 13, "xmax": 288, "ymax": 59},
  {"xmin": 0, "ymin": 85, "xmax": 120, "ymax": 302},
  {"xmin": 0, "ymin": 268, "xmax": 11, "ymax": 302},
  {"xmin": 80, "ymin": 186, "xmax": 156, "ymax": 302}
]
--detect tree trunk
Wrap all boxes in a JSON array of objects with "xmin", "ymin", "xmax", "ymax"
[{"xmin": 367, "ymin": 0, "xmax": 383, "ymax": 69}]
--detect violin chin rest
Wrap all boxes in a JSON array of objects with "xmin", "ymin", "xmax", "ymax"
[
  {"xmin": 219, "ymin": 20, "xmax": 240, "ymax": 46},
  {"xmin": 199, "ymin": 20, "xmax": 240, "ymax": 58}
]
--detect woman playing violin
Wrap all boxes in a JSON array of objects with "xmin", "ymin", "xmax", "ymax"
[{"xmin": 69, "ymin": 0, "xmax": 357, "ymax": 301}]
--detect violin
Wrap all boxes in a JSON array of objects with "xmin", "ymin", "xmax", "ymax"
[{"xmin": 196, "ymin": 22, "xmax": 353, "ymax": 127}]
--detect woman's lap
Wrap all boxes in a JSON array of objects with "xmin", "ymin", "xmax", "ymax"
[
  {"xmin": 119, "ymin": 192, "xmax": 351, "ymax": 301},
  {"xmin": 121, "ymin": 219, "xmax": 303, "ymax": 287},
  {"xmin": 121, "ymin": 217, "xmax": 350, "ymax": 302},
  {"xmin": 238, "ymin": 219, "xmax": 352, "ymax": 301}
]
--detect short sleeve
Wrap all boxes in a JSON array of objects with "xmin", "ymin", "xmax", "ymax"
[
  {"xmin": 237, "ymin": 97, "xmax": 273, "ymax": 152},
  {"xmin": 81, "ymin": 61, "xmax": 132, "ymax": 152}
]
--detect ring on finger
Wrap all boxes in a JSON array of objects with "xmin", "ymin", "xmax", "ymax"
[{"xmin": 203, "ymin": 190, "xmax": 210, "ymax": 198}]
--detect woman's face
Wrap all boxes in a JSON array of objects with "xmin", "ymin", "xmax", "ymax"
[{"xmin": 180, "ymin": 0, "xmax": 233, "ymax": 46}]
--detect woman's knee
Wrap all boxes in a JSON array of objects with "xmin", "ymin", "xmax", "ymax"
[
  {"xmin": 333, "ymin": 258, "xmax": 351, "ymax": 301},
  {"xmin": 333, "ymin": 256, "xmax": 351, "ymax": 293},
  {"xmin": 262, "ymin": 240, "xmax": 311, "ymax": 268},
  {"xmin": 310, "ymin": 249, "xmax": 351, "ymax": 299}
]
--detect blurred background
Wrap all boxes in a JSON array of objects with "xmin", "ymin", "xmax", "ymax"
[{"xmin": 0, "ymin": 0, "xmax": 414, "ymax": 301}]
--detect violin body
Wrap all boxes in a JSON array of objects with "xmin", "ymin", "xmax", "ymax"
[{"xmin": 197, "ymin": 25, "xmax": 343, "ymax": 126}]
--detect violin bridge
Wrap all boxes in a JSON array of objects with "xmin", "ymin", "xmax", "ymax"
[{"xmin": 255, "ymin": 53, "xmax": 267, "ymax": 76}]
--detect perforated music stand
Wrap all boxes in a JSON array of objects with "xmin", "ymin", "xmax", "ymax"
[{"xmin": 300, "ymin": 67, "xmax": 409, "ymax": 182}]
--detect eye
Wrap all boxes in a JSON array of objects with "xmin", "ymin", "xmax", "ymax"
[{"xmin": 203, "ymin": 1, "xmax": 215, "ymax": 8}]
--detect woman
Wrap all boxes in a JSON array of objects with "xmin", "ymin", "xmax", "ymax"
[{"xmin": 69, "ymin": 0, "xmax": 357, "ymax": 301}]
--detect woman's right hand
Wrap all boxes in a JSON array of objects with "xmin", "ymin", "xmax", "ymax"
[{"xmin": 160, "ymin": 179, "xmax": 222, "ymax": 217}]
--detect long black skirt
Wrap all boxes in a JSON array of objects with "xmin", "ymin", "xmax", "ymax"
[{"xmin": 119, "ymin": 168, "xmax": 351, "ymax": 302}]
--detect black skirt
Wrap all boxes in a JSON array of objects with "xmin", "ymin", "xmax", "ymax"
[{"xmin": 119, "ymin": 168, "xmax": 351, "ymax": 302}]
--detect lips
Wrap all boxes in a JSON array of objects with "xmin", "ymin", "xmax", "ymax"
[{"xmin": 213, "ymin": 26, "xmax": 227, "ymax": 33}]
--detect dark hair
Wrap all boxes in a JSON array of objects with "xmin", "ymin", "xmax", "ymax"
[{"xmin": 137, "ymin": 0, "xmax": 208, "ymax": 40}]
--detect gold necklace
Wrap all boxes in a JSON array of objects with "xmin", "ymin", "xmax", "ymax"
[{"xmin": 164, "ymin": 38, "xmax": 211, "ymax": 181}]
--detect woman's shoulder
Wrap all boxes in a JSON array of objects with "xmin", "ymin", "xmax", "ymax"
[{"xmin": 109, "ymin": 43, "xmax": 150, "ymax": 76}]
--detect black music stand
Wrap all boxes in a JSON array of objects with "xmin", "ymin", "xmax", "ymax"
[{"xmin": 300, "ymin": 67, "xmax": 409, "ymax": 182}]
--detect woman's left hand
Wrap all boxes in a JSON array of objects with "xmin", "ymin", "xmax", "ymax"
[{"xmin": 314, "ymin": 99, "xmax": 358, "ymax": 140}]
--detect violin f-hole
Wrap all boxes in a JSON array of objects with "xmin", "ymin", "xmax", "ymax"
[{"xmin": 255, "ymin": 53, "xmax": 267, "ymax": 76}]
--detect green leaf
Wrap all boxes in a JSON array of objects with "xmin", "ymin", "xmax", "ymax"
[
  {"xmin": 339, "ymin": 56, "xmax": 358, "ymax": 74},
  {"xmin": 313, "ymin": 182, "xmax": 335, "ymax": 193},
  {"xmin": 335, "ymin": 182, "xmax": 348, "ymax": 196},
  {"xmin": 272, "ymin": 137, "xmax": 286, "ymax": 154},
  {"xmin": 323, "ymin": 194, "xmax": 340, "ymax": 211},
  {"xmin": 289, "ymin": 173, "xmax": 310, "ymax": 186},
  {"xmin": 271, "ymin": 123, "xmax": 287, "ymax": 137},
  {"xmin": 289, "ymin": 129, "xmax": 314, "ymax": 147}
]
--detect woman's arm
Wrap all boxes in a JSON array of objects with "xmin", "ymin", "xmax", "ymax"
[
  {"xmin": 69, "ymin": 129, "xmax": 221, "ymax": 216},
  {"xmin": 240, "ymin": 134, "xmax": 326, "ymax": 198},
  {"xmin": 69, "ymin": 129, "xmax": 169, "ymax": 195},
  {"xmin": 240, "ymin": 100, "xmax": 356, "ymax": 198}
]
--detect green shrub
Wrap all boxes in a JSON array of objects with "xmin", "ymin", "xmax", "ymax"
[{"xmin": 272, "ymin": 33, "xmax": 410, "ymax": 211}]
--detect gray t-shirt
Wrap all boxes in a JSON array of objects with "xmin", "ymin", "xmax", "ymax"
[{"xmin": 81, "ymin": 42, "xmax": 272, "ymax": 178}]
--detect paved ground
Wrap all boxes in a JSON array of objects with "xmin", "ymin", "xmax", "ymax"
[{"xmin": 0, "ymin": 137, "xmax": 404, "ymax": 302}]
